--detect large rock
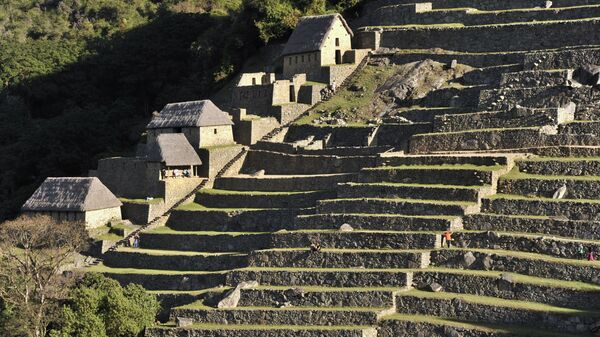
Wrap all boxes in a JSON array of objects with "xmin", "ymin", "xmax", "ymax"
[
  {"xmin": 573, "ymin": 64, "xmax": 600, "ymax": 86},
  {"xmin": 461, "ymin": 252, "xmax": 476, "ymax": 268},
  {"xmin": 217, "ymin": 281, "xmax": 259, "ymax": 309}
]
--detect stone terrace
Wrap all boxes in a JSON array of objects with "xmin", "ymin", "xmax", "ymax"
[{"xmin": 91, "ymin": 1, "xmax": 600, "ymax": 336}]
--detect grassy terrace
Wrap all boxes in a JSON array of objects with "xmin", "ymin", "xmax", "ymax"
[
  {"xmin": 298, "ymin": 213, "xmax": 459, "ymax": 220},
  {"xmin": 114, "ymin": 247, "xmax": 246, "ymax": 256},
  {"xmin": 368, "ymin": 16, "xmax": 600, "ymax": 29},
  {"xmin": 179, "ymin": 301, "xmax": 387, "ymax": 311},
  {"xmin": 486, "ymin": 193, "xmax": 600, "ymax": 204},
  {"xmin": 414, "ymin": 126, "xmax": 539, "ymax": 136},
  {"xmin": 382, "ymin": 314, "xmax": 587, "ymax": 337},
  {"xmin": 518, "ymin": 156, "xmax": 600, "ymax": 162},
  {"xmin": 459, "ymin": 229, "xmax": 600, "ymax": 244},
  {"xmin": 363, "ymin": 164, "xmax": 504, "ymax": 171},
  {"xmin": 199, "ymin": 189, "xmax": 324, "ymax": 195},
  {"xmin": 146, "ymin": 227, "xmax": 439, "ymax": 235},
  {"xmin": 397, "ymin": 290, "xmax": 600, "ymax": 314},
  {"xmin": 322, "ymin": 197, "xmax": 477, "ymax": 206},
  {"xmin": 119, "ymin": 197, "xmax": 164, "ymax": 205},
  {"xmin": 176, "ymin": 202, "xmax": 277, "ymax": 211},
  {"xmin": 502, "ymin": 166, "xmax": 600, "ymax": 181},
  {"xmin": 154, "ymin": 323, "xmax": 374, "ymax": 330}
]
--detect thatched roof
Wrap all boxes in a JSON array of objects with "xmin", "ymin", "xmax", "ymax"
[
  {"xmin": 147, "ymin": 100, "xmax": 234, "ymax": 129},
  {"xmin": 146, "ymin": 133, "xmax": 202, "ymax": 166},
  {"xmin": 22, "ymin": 177, "xmax": 122, "ymax": 212},
  {"xmin": 282, "ymin": 14, "xmax": 353, "ymax": 56}
]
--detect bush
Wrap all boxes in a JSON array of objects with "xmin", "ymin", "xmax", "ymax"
[{"xmin": 50, "ymin": 273, "xmax": 160, "ymax": 337}]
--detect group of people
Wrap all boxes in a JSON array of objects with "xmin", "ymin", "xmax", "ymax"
[{"xmin": 161, "ymin": 168, "xmax": 192, "ymax": 179}]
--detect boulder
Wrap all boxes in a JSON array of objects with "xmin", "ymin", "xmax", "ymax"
[
  {"xmin": 176, "ymin": 317, "xmax": 194, "ymax": 327},
  {"xmin": 482, "ymin": 255, "xmax": 493, "ymax": 270},
  {"xmin": 427, "ymin": 282, "xmax": 444, "ymax": 292},
  {"xmin": 217, "ymin": 281, "xmax": 259, "ymax": 309},
  {"xmin": 340, "ymin": 223, "xmax": 354, "ymax": 232},
  {"xmin": 461, "ymin": 252, "xmax": 476, "ymax": 268},
  {"xmin": 573, "ymin": 64, "xmax": 600, "ymax": 86}
]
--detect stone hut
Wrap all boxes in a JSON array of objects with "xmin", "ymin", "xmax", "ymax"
[
  {"xmin": 282, "ymin": 13, "xmax": 354, "ymax": 81},
  {"xmin": 22, "ymin": 177, "xmax": 122, "ymax": 229},
  {"xmin": 147, "ymin": 133, "xmax": 203, "ymax": 179},
  {"xmin": 147, "ymin": 100, "xmax": 235, "ymax": 148}
]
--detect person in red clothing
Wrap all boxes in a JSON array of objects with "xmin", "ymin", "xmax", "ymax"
[
  {"xmin": 442, "ymin": 230, "xmax": 453, "ymax": 248},
  {"xmin": 588, "ymin": 248, "xmax": 596, "ymax": 261}
]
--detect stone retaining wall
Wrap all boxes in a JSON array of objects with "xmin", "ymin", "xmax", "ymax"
[
  {"xmin": 238, "ymin": 288, "xmax": 394, "ymax": 308},
  {"xmin": 195, "ymin": 190, "xmax": 335, "ymax": 209},
  {"xmin": 284, "ymin": 124, "xmax": 376, "ymax": 147},
  {"xmin": 214, "ymin": 174, "xmax": 357, "ymax": 192},
  {"xmin": 378, "ymin": 319, "xmax": 518, "ymax": 337},
  {"xmin": 317, "ymin": 198, "xmax": 475, "ymax": 217},
  {"xmin": 499, "ymin": 178, "xmax": 600, "ymax": 200},
  {"xmin": 166, "ymin": 209, "xmax": 302, "ymax": 232},
  {"xmin": 103, "ymin": 251, "xmax": 248, "ymax": 271},
  {"xmin": 294, "ymin": 214, "xmax": 459, "ymax": 231},
  {"xmin": 517, "ymin": 159, "xmax": 600, "ymax": 176},
  {"xmin": 337, "ymin": 183, "xmax": 480, "ymax": 201},
  {"xmin": 524, "ymin": 48, "xmax": 600, "ymax": 70},
  {"xmin": 359, "ymin": 167, "xmax": 496, "ymax": 185},
  {"xmin": 482, "ymin": 197, "xmax": 600, "ymax": 220},
  {"xmin": 104, "ymin": 272, "xmax": 226, "ymax": 291}
]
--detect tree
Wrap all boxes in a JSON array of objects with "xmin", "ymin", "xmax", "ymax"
[
  {"xmin": 0, "ymin": 215, "xmax": 89, "ymax": 337},
  {"xmin": 50, "ymin": 273, "xmax": 160, "ymax": 337}
]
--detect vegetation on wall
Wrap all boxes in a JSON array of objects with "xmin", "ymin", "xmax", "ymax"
[{"xmin": 0, "ymin": 0, "xmax": 362, "ymax": 221}]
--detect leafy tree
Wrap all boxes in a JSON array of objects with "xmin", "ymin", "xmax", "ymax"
[
  {"xmin": 50, "ymin": 273, "xmax": 160, "ymax": 337},
  {"xmin": 0, "ymin": 215, "xmax": 89, "ymax": 337}
]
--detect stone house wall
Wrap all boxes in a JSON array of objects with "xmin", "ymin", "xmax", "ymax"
[
  {"xmin": 231, "ymin": 84, "xmax": 276, "ymax": 115},
  {"xmin": 283, "ymin": 52, "xmax": 322, "ymax": 81},
  {"xmin": 199, "ymin": 125, "xmax": 235, "ymax": 148},
  {"xmin": 97, "ymin": 157, "xmax": 163, "ymax": 199},
  {"xmin": 84, "ymin": 207, "xmax": 122, "ymax": 229}
]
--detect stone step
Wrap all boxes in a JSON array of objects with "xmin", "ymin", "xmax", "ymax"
[
  {"xmin": 431, "ymin": 248, "xmax": 600, "ymax": 286},
  {"xmin": 452, "ymin": 231, "xmax": 600, "ymax": 259},
  {"xmin": 478, "ymin": 85, "xmax": 600, "ymax": 111},
  {"xmin": 463, "ymin": 213, "xmax": 600, "ymax": 240},
  {"xmin": 499, "ymin": 69, "xmax": 572, "ymax": 88},
  {"xmin": 214, "ymin": 173, "xmax": 357, "ymax": 192},
  {"xmin": 432, "ymin": 107, "xmax": 573, "ymax": 133},
  {"xmin": 90, "ymin": 265, "xmax": 227, "ymax": 291},
  {"xmin": 195, "ymin": 189, "xmax": 335, "ymax": 209},
  {"xmin": 103, "ymin": 248, "xmax": 248, "ymax": 271},
  {"xmin": 409, "ymin": 128, "xmax": 600, "ymax": 153},
  {"xmin": 248, "ymin": 249, "xmax": 431, "ymax": 269},
  {"xmin": 166, "ymin": 208, "xmax": 304, "ymax": 232},
  {"xmin": 358, "ymin": 165, "xmax": 502, "ymax": 186},
  {"xmin": 294, "ymin": 214, "xmax": 462, "ymax": 232},
  {"xmin": 498, "ymin": 174, "xmax": 600, "ymax": 199},
  {"xmin": 412, "ymin": 268, "xmax": 600, "ymax": 310},
  {"xmin": 517, "ymin": 157, "xmax": 600, "ymax": 176},
  {"xmin": 379, "ymin": 154, "xmax": 511, "ymax": 167},
  {"xmin": 227, "ymin": 268, "xmax": 413, "ymax": 288},
  {"xmin": 337, "ymin": 182, "xmax": 484, "ymax": 202},
  {"xmin": 146, "ymin": 325, "xmax": 377, "ymax": 337},
  {"xmin": 317, "ymin": 198, "xmax": 479, "ymax": 216},
  {"xmin": 141, "ymin": 229, "xmax": 440, "ymax": 252},
  {"xmin": 481, "ymin": 194, "xmax": 600, "ymax": 220},
  {"xmin": 394, "ymin": 290, "xmax": 600, "ymax": 333},
  {"xmin": 560, "ymin": 121, "xmax": 600, "ymax": 135},
  {"xmin": 170, "ymin": 306, "xmax": 382, "ymax": 327},
  {"xmin": 240, "ymin": 150, "xmax": 378, "ymax": 175},
  {"xmin": 378, "ymin": 18, "xmax": 600, "ymax": 53},
  {"xmin": 237, "ymin": 287, "xmax": 396, "ymax": 308},
  {"xmin": 379, "ymin": 314, "xmax": 585, "ymax": 337}
]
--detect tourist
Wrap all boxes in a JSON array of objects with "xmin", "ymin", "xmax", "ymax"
[
  {"xmin": 587, "ymin": 248, "xmax": 596, "ymax": 262},
  {"xmin": 442, "ymin": 230, "xmax": 453, "ymax": 248},
  {"xmin": 133, "ymin": 234, "xmax": 140, "ymax": 249},
  {"xmin": 577, "ymin": 244, "xmax": 585, "ymax": 259}
]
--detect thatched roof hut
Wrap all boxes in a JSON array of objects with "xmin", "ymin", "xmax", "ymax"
[
  {"xmin": 282, "ymin": 14, "xmax": 353, "ymax": 56},
  {"xmin": 22, "ymin": 177, "xmax": 122, "ymax": 212},
  {"xmin": 146, "ymin": 133, "xmax": 202, "ymax": 167},
  {"xmin": 147, "ymin": 100, "xmax": 234, "ymax": 129}
]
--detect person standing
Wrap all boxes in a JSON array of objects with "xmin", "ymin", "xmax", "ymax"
[
  {"xmin": 587, "ymin": 248, "xmax": 596, "ymax": 262},
  {"xmin": 442, "ymin": 230, "xmax": 453, "ymax": 248}
]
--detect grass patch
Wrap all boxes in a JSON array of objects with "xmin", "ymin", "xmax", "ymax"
[
  {"xmin": 199, "ymin": 189, "xmax": 321, "ymax": 195},
  {"xmin": 115, "ymin": 247, "xmax": 246, "ymax": 256},
  {"xmin": 416, "ymin": 126, "xmax": 538, "ymax": 136},
  {"xmin": 487, "ymin": 193, "xmax": 600, "ymax": 204},
  {"xmin": 365, "ymin": 164, "xmax": 504, "ymax": 172},
  {"xmin": 175, "ymin": 202, "xmax": 274, "ymax": 211},
  {"xmin": 84, "ymin": 263, "xmax": 227, "ymax": 275},
  {"xmin": 119, "ymin": 197, "xmax": 164, "ymax": 205},
  {"xmin": 153, "ymin": 323, "xmax": 373, "ymax": 330}
]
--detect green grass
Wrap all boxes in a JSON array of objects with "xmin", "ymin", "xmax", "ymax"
[
  {"xmin": 199, "ymin": 189, "xmax": 321, "ymax": 195},
  {"xmin": 487, "ymin": 193, "xmax": 600, "ymax": 204},
  {"xmin": 322, "ymin": 197, "xmax": 477, "ymax": 206},
  {"xmin": 365, "ymin": 163, "xmax": 504, "ymax": 172},
  {"xmin": 416, "ymin": 126, "xmax": 538, "ymax": 136},
  {"xmin": 84, "ymin": 263, "xmax": 228, "ymax": 275},
  {"xmin": 298, "ymin": 213, "xmax": 459, "ymax": 220},
  {"xmin": 152, "ymin": 323, "xmax": 373, "ymax": 331},
  {"xmin": 502, "ymin": 165, "xmax": 600, "ymax": 181},
  {"xmin": 115, "ymin": 247, "xmax": 246, "ymax": 256},
  {"xmin": 119, "ymin": 197, "xmax": 164, "ymax": 205},
  {"xmin": 179, "ymin": 301, "xmax": 386, "ymax": 311},
  {"xmin": 97, "ymin": 233, "xmax": 122, "ymax": 241},
  {"xmin": 145, "ymin": 226, "xmax": 269, "ymax": 236},
  {"xmin": 343, "ymin": 182, "xmax": 485, "ymax": 189},
  {"xmin": 175, "ymin": 202, "xmax": 273, "ymax": 211}
]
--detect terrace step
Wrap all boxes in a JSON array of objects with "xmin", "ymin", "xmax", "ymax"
[
  {"xmin": 146, "ymin": 325, "xmax": 377, "ymax": 337},
  {"xmin": 214, "ymin": 173, "xmax": 357, "ymax": 192},
  {"xmin": 379, "ymin": 154, "xmax": 511, "ymax": 167},
  {"xmin": 240, "ymin": 150, "xmax": 378, "ymax": 175},
  {"xmin": 170, "ymin": 306, "xmax": 383, "ymax": 326},
  {"xmin": 517, "ymin": 157, "xmax": 600, "ymax": 176},
  {"xmin": 195, "ymin": 189, "xmax": 335, "ymax": 209},
  {"xmin": 478, "ymin": 85, "xmax": 600, "ymax": 110},
  {"xmin": 412, "ymin": 268, "xmax": 600, "ymax": 310},
  {"xmin": 431, "ymin": 248, "xmax": 600, "ymax": 285},
  {"xmin": 410, "ymin": 128, "xmax": 600, "ymax": 154},
  {"xmin": 294, "ymin": 214, "xmax": 462, "ymax": 232},
  {"xmin": 379, "ymin": 314, "xmax": 588, "ymax": 337},
  {"xmin": 140, "ymin": 230, "xmax": 440, "ymax": 252},
  {"xmin": 227, "ymin": 268, "xmax": 414, "ymax": 288},
  {"xmin": 499, "ymin": 69, "xmax": 571, "ymax": 88},
  {"xmin": 560, "ymin": 121, "xmax": 600, "ymax": 135},
  {"xmin": 432, "ymin": 108, "xmax": 572, "ymax": 133},
  {"xmin": 166, "ymin": 208, "xmax": 305, "ymax": 232},
  {"xmin": 317, "ymin": 198, "xmax": 479, "ymax": 216},
  {"xmin": 498, "ymin": 174, "xmax": 600, "ymax": 199},
  {"xmin": 253, "ymin": 141, "xmax": 392, "ymax": 156},
  {"xmin": 452, "ymin": 231, "xmax": 600, "ymax": 259},
  {"xmin": 394, "ymin": 290, "xmax": 600, "ymax": 332},
  {"xmin": 248, "ymin": 249, "xmax": 431, "ymax": 269},
  {"xmin": 238, "ymin": 287, "xmax": 396, "ymax": 308},
  {"xmin": 103, "ymin": 248, "xmax": 248, "ymax": 271},
  {"xmin": 523, "ymin": 47, "xmax": 600, "ymax": 70},
  {"xmin": 463, "ymin": 213, "xmax": 600, "ymax": 240},
  {"xmin": 358, "ymin": 165, "xmax": 502, "ymax": 186},
  {"xmin": 481, "ymin": 194, "xmax": 600, "ymax": 220},
  {"xmin": 337, "ymin": 182, "xmax": 485, "ymax": 202}
]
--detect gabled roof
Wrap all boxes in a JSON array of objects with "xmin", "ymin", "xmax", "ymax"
[
  {"xmin": 22, "ymin": 177, "xmax": 122, "ymax": 212},
  {"xmin": 282, "ymin": 14, "xmax": 353, "ymax": 56},
  {"xmin": 147, "ymin": 100, "xmax": 234, "ymax": 129},
  {"xmin": 146, "ymin": 133, "xmax": 202, "ymax": 166}
]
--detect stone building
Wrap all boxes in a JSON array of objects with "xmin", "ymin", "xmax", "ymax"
[
  {"xmin": 147, "ymin": 100, "xmax": 235, "ymax": 148},
  {"xmin": 282, "ymin": 13, "xmax": 354, "ymax": 81},
  {"xmin": 22, "ymin": 177, "xmax": 122, "ymax": 229},
  {"xmin": 147, "ymin": 133, "xmax": 203, "ymax": 179}
]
